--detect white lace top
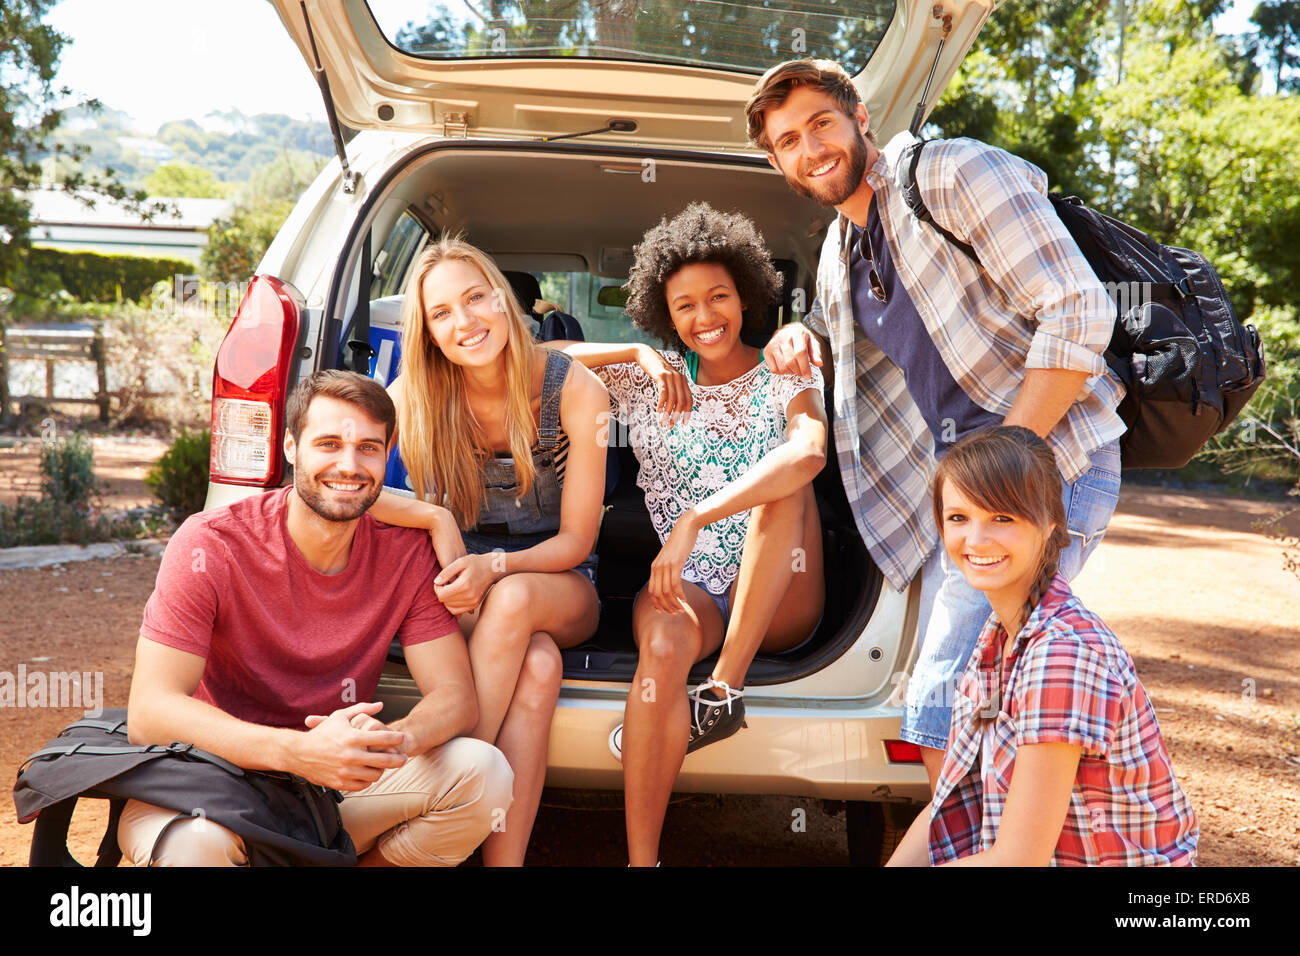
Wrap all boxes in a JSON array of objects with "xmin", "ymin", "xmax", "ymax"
[{"xmin": 597, "ymin": 351, "xmax": 824, "ymax": 596}]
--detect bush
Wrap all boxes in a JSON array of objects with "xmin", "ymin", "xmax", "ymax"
[
  {"xmin": 102, "ymin": 300, "xmax": 226, "ymax": 427},
  {"xmin": 0, "ymin": 496, "xmax": 172, "ymax": 548},
  {"xmin": 0, "ymin": 431, "xmax": 176, "ymax": 547},
  {"xmin": 10, "ymin": 247, "xmax": 193, "ymax": 304},
  {"xmin": 39, "ymin": 432, "xmax": 98, "ymax": 508},
  {"xmin": 2, "ymin": 295, "xmax": 226, "ymax": 430},
  {"xmin": 145, "ymin": 429, "xmax": 210, "ymax": 516}
]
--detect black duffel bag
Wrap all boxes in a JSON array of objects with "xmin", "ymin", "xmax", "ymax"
[
  {"xmin": 13, "ymin": 709, "xmax": 356, "ymax": 867},
  {"xmin": 902, "ymin": 140, "xmax": 1266, "ymax": 469}
]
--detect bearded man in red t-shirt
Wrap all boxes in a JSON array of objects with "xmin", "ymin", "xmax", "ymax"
[{"xmin": 118, "ymin": 370, "xmax": 514, "ymax": 866}]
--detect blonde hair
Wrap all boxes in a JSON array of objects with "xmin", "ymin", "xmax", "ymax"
[{"xmin": 396, "ymin": 236, "xmax": 539, "ymax": 529}]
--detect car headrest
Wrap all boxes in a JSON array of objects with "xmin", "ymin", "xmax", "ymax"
[
  {"xmin": 503, "ymin": 270, "xmax": 543, "ymax": 316},
  {"xmin": 742, "ymin": 258, "xmax": 798, "ymax": 348}
]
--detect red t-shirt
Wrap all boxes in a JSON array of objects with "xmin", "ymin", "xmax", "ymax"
[{"xmin": 140, "ymin": 486, "xmax": 457, "ymax": 729}]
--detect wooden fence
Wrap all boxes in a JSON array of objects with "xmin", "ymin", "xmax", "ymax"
[{"xmin": 0, "ymin": 323, "xmax": 109, "ymax": 423}]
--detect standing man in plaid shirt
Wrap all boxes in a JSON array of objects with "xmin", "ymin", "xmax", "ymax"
[{"xmin": 747, "ymin": 59, "xmax": 1126, "ymax": 786}]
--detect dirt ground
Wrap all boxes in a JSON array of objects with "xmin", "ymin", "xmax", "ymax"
[
  {"xmin": 0, "ymin": 435, "xmax": 170, "ymax": 511},
  {"xmin": 0, "ymin": 452, "xmax": 1297, "ymax": 865}
]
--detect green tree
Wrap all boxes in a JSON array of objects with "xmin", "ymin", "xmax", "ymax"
[
  {"xmin": 201, "ymin": 151, "xmax": 327, "ymax": 283},
  {"xmin": 926, "ymin": 0, "xmax": 1119, "ymax": 199},
  {"xmin": 1095, "ymin": 20, "xmax": 1300, "ymax": 309},
  {"xmin": 0, "ymin": 1, "xmax": 167, "ymax": 285},
  {"xmin": 144, "ymin": 161, "xmax": 230, "ymax": 199},
  {"xmin": 1252, "ymin": 0, "xmax": 1300, "ymax": 91},
  {"xmin": 928, "ymin": 0, "xmax": 1300, "ymax": 311},
  {"xmin": 154, "ymin": 118, "xmax": 211, "ymax": 157}
]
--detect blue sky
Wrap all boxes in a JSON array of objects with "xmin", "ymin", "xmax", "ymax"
[{"xmin": 47, "ymin": 0, "xmax": 1267, "ymax": 136}]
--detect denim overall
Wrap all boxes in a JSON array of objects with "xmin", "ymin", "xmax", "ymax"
[{"xmin": 461, "ymin": 349, "xmax": 598, "ymax": 587}]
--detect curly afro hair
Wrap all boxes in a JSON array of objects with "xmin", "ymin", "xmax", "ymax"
[{"xmin": 624, "ymin": 202, "xmax": 783, "ymax": 350}]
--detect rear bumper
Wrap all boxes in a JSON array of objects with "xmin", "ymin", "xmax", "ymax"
[{"xmin": 376, "ymin": 674, "xmax": 930, "ymax": 804}]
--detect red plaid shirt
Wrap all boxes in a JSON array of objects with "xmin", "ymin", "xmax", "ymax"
[{"xmin": 927, "ymin": 575, "xmax": 1199, "ymax": 865}]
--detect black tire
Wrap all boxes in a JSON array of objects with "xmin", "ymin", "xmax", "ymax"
[{"xmin": 845, "ymin": 801, "xmax": 922, "ymax": 866}]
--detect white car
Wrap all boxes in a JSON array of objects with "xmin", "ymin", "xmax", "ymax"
[{"xmin": 205, "ymin": 0, "xmax": 996, "ymax": 863}]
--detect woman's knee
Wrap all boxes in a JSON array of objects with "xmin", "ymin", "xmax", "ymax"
[
  {"xmin": 636, "ymin": 620, "xmax": 702, "ymax": 674},
  {"xmin": 479, "ymin": 573, "xmax": 536, "ymax": 622},
  {"xmin": 513, "ymin": 632, "xmax": 563, "ymax": 709}
]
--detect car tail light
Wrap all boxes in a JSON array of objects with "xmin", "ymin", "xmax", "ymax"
[
  {"xmin": 210, "ymin": 275, "xmax": 301, "ymax": 487},
  {"xmin": 885, "ymin": 739, "xmax": 923, "ymax": 763}
]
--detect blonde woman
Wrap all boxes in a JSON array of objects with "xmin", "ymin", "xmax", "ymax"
[{"xmin": 369, "ymin": 237, "xmax": 608, "ymax": 866}]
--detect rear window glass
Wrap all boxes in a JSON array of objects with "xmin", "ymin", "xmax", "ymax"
[
  {"xmin": 367, "ymin": 0, "xmax": 896, "ymax": 75},
  {"xmin": 371, "ymin": 211, "xmax": 427, "ymax": 300},
  {"xmin": 536, "ymin": 271, "xmax": 656, "ymax": 346}
]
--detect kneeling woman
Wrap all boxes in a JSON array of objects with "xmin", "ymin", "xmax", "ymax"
[
  {"xmin": 888, "ymin": 426, "xmax": 1198, "ymax": 866},
  {"xmin": 562, "ymin": 203, "xmax": 828, "ymax": 866},
  {"xmin": 371, "ymin": 237, "xmax": 609, "ymax": 866}
]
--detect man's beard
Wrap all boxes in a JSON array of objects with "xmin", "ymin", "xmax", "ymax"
[
  {"xmin": 782, "ymin": 133, "xmax": 869, "ymax": 207},
  {"xmin": 294, "ymin": 460, "xmax": 381, "ymax": 523}
]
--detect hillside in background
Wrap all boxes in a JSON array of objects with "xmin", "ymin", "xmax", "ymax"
[{"xmin": 44, "ymin": 105, "xmax": 336, "ymax": 188}]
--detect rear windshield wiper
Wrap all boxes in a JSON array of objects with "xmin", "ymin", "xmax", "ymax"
[{"xmin": 540, "ymin": 119, "xmax": 639, "ymax": 143}]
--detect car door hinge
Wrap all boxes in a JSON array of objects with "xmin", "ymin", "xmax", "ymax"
[{"xmin": 440, "ymin": 111, "xmax": 470, "ymax": 139}]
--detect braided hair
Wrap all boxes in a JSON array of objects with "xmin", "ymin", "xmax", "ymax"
[{"xmin": 931, "ymin": 426, "xmax": 1071, "ymax": 635}]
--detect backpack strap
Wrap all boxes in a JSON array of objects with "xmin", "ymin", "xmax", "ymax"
[
  {"xmin": 293, "ymin": 776, "xmax": 334, "ymax": 846},
  {"xmin": 536, "ymin": 349, "xmax": 572, "ymax": 451},
  {"xmin": 901, "ymin": 140, "xmax": 980, "ymax": 265},
  {"xmin": 28, "ymin": 797, "xmax": 81, "ymax": 867},
  {"xmin": 25, "ymin": 792, "xmax": 125, "ymax": 867},
  {"xmin": 145, "ymin": 811, "xmax": 204, "ymax": 867},
  {"xmin": 20, "ymin": 740, "xmax": 245, "ymax": 778},
  {"xmin": 62, "ymin": 715, "xmax": 130, "ymax": 736},
  {"xmin": 96, "ymin": 797, "xmax": 128, "ymax": 867}
]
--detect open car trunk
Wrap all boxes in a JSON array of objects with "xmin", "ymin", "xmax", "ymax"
[{"xmin": 332, "ymin": 139, "xmax": 884, "ymax": 687}]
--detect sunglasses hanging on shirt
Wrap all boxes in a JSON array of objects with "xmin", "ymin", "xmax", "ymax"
[{"xmin": 856, "ymin": 225, "xmax": 889, "ymax": 304}]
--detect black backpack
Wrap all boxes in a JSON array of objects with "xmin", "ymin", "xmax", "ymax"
[
  {"xmin": 901, "ymin": 140, "xmax": 1266, "ymax": 469},
  {"xmin": 537, "ymin": 308, "xmax": 585, "ymax": 343},
  {"xmin": 13, "ymin": 710, "xmax": 356, "ymax": 867}
]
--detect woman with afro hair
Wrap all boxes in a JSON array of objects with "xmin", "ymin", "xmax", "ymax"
[{"xmin": 557, "ymin": 202, "xmax": 829, "ymax": 866}]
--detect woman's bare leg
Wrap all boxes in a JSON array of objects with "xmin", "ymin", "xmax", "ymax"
[
  {"xmin": 620, "ymin": 486, "xmax": 822, "ymax": 865},
  {"xmin": 622, "ymin": 583, "xmax": 725, "ymax": 867},
  {"xmin": 463, "ymin": 571, "xmax": 597, "ymax": 742},
  {"xmin": 712, "ymin": 483, "xmax": 824, "ymax": 688},
  {"xmin": 462, "ymin": 570, "xmax": 598, "ymax": 866},
  {"xmin": 481, "ymin": 632, "xmax": 562, "ymax": 867}
]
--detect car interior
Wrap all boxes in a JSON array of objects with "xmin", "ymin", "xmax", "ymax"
[{"xmin": 345, "ymin": 142, "xmax": 884, "ymax": 685}]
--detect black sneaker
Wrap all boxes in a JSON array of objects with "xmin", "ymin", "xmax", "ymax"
[{"xmin": 686, "ymin": 679, "xmax": 746, "ymax": 754}]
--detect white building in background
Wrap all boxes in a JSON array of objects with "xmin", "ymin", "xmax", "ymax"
[{"xmin": 25, "ymin": 188, "xmax": 233, "ymax": 264}]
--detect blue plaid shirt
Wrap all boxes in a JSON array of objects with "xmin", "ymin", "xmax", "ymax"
[{"xmin": 804, "ymin": 131, "xmax": 1125, "ymax": 592}]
